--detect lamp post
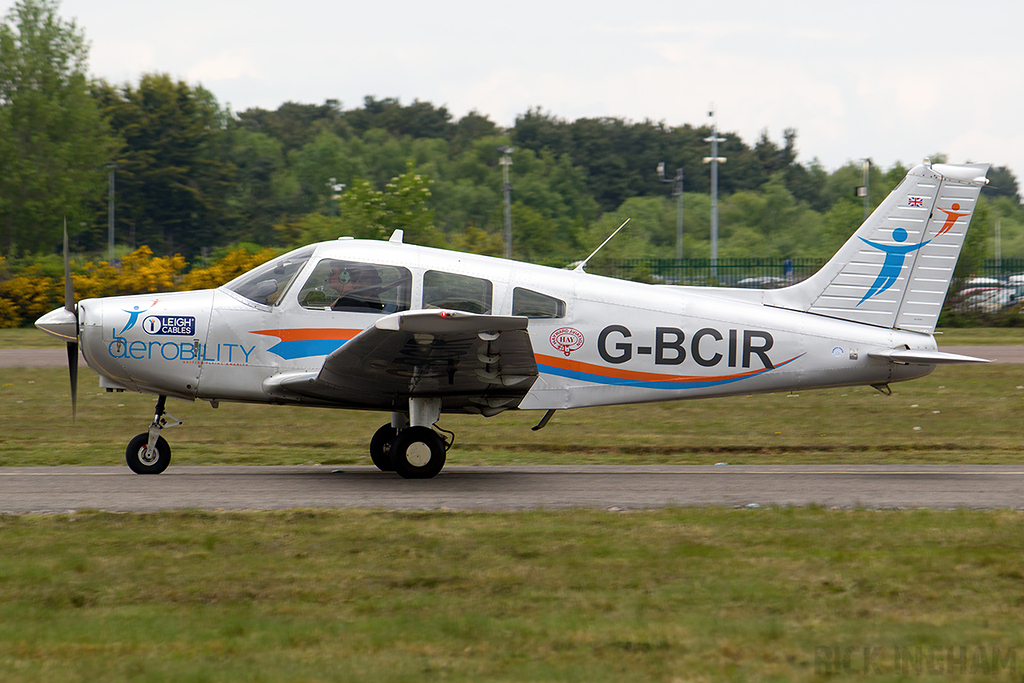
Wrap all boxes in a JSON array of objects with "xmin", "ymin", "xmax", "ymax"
[
  {"xmin": 657, "ymin": 162, "xmax": 684, "ymax": 261},
  {"xmin": 862, "ymin": 159, "xmax": 870, "ymax": 222},
  {"xmin": 703, "ymin": 108, "xmax": 727, "ymax": 279},
  {"xmin": 105, "ymin": 162, "xmax": 118, "ymax": 262},
  {"xmin": 327, "ymin": 178, "xmax": 345, "ymax": 216},
  {"xmin": 499, "ymin": 146, "xmax": 514, "ymax": 259}
]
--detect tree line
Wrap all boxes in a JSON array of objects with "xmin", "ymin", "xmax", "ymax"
[{"xmin": 2, "ymin": 0, "xmax": 1023, "ymax": 271}]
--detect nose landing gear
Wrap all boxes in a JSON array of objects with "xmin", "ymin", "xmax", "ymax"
[{"xmin": 125, "ymin": 395, "xmax": 181, "ymax": 474}]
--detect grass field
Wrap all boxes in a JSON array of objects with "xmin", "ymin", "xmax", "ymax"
[
  {"xmin": 0, "ymin": 508, "xmax": 1022, "ymax": 682},
  {"xmin": 3, "ymin": 363, "xmax": 1023, "ymax": 467},
  {"xmin": 2, "ymin": 327, "xmax": 1023, "ymax": 681}
]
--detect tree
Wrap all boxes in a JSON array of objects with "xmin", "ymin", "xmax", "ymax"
[
  {"xmin": 93, "ymin": 74, "xmax": 235, "ymax": 257},
  {"xmin": 0, "ymin": 0, "xmax": 116, "ymax": 254},
  {"xmin": 299, "ymin": 162, "xmax": 440, "ymax": 247},
  {"xmin": 982, "ymin": 165, "xmax": 1020, "ymax": 204}
]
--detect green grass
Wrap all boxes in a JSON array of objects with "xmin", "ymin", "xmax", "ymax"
[
  {"xmin": 0, "ymin": 327, "xmax": 65, "ymax": 349},
  {"xmin": 935, "ymin": 327, "xmax": 1024, "ymax": 345},
  {"xmin": 0, "ymin": 508, "xmax": 1021, "ymax": 682},
  {"xmin": 3, "ymin": 364, "xmax": 1023, "ymax": 467}
]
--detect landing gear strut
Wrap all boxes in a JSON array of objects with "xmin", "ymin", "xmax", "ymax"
[
  {"xmin": 125, "ymin": 395, "xmax": 181, "ymax": 474},
  {"xmin": 369, "ymin": 398, "xmax": 450, "ymax": 479}
]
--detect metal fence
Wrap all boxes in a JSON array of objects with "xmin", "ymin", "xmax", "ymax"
[
  {"xmin": 600, "ymin": 258, "xmax": 825, "ymax": 287},
  {"xmin": 598, "ymin": 258, "xmax": 1024, "ymax": 289}
]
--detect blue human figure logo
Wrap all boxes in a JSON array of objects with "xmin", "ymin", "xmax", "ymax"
[
  {"xmin": 118, "ymin": 299, "xmax": 158, "ymax": 334},
  {"xmin": 857, "ymin": 228, "xmax": 931, "ymax": 306}
]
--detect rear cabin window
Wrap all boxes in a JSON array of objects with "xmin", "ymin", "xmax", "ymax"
[
  {"xmin": 423, "ymin": 270, "xmax": 492, "ymax": 314},
  {"xmin": 512, "ymin": 287, "xmax": 566, "ymax": 318},
  {"xmin": 296, "ymin": 259, "xmax": 411, "ymax": 313}
]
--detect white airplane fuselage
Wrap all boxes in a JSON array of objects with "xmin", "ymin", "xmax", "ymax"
[{"xmin": 76, "ymin": 237, "xmax": 932, "ymax": 412}]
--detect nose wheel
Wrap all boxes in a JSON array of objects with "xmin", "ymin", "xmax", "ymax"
[
  {"xmin": 125, "ymin": 395, "xmax": 181, "ymax": 474},
  {"xmin": 126, "ymin": 433, "xmax": 171, "ymax": 474}
]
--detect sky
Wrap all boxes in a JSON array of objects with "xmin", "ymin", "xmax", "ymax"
[{"xmin": 44, "ymin": 0, "xmax": 1024, "ymax": 182}]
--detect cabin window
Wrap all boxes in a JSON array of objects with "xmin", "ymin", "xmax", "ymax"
[
  {"xmin": 297, "ymin": 259, "xmax": 412, "ymax": 313},
  {"xmin": 223, "ymin": 246, "xmax": 315, "ymax": 305},
  {"xmin": 512, "ymin": 287, "xmax": 566, "ymax": 318},
  {"xmin": 423, "ymin": 270, "xmax": 492, "ymax": 314}
]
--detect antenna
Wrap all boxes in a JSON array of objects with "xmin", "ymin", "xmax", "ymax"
[{"xmin": 574, "ymin": 219, "xmax": 630, "ymax": 273}]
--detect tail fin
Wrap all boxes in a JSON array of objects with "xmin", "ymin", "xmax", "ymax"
[{"xmin": 765, "ymin": 161, "xmax": 990, "ymax": 333}]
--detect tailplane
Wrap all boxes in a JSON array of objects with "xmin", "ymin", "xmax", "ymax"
[{"xmin": 765, "ymin": 161, "xmax": 990, "ymax": 333}]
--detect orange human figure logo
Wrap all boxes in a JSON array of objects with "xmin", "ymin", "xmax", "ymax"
[{"xmin": 936, "ymin": 203, "xmax": 969, "ymax": 236}]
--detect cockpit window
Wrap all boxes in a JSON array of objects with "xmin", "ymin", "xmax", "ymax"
[
  {"xmin": 222, "ymin": 246, "xmax": 315, "ymax": 305},
  {"xmin": 297, "ymin": 259, "xmax": 412, "ymax": 313},
  {"xmin": 423, "ymin": 270, "xmax": 492, "ymax": 314}
]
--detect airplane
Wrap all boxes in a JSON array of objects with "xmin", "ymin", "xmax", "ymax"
[{"xmin": 36, "ymin": 160, "xmax": 992, "ymax": 478}]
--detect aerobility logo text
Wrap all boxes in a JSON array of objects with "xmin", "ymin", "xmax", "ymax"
[{"xmin": 108, "ymin": 333, "xmax": 255, "ymax": 364}]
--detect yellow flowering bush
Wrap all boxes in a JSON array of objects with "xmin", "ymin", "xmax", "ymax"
[
  {"xmin": 0, "ymin": 246, "xmax": 276, "ymax": 327},
  {"xmin": 0, "ymin": 268, "xmax": 63, "ymax": 327},
  {"xmin": 182, "ymin": 248, "xmax": 275, "ymax": 290}
]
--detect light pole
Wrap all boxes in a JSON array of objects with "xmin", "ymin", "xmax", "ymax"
[
  {"xmin": 327, "ymin": 178, "xmax": 345, "ymax": 216},
  {"xmin": 861, "ymin": 159, "xmax": 870, "ymax": 222},
  {"xmin": 499, "ymin": 146, "xmax": 514, "ymax": 259},
  {"xmin": 105, "ymin": 162, "xmax": 118, "ymax": 262},
  {"xmin": 657, "ymin": 162, "xmax": 684, "ymax": 261},
  {"xmin": 703, "ymin": 108, "xmax": 726, "ymax": 279}
]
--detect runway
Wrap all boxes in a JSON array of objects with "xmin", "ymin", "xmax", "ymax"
[{"xmin": 1, "ymin": 464, "xmax": 1022, "ymax": 513}]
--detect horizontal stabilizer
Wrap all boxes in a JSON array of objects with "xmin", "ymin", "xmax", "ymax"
[{"xmin": 867, "ymin": 348, "xmax": 990, "ymax": 365}]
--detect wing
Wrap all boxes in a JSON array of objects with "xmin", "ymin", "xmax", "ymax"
[{"xmin": 264, "ymin": 309, "xmax": 538, "ymax": 415}]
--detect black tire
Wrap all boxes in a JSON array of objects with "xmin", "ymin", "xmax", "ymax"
[
  {"xmin": 390, "ymin": 426, "xmax": 446, "ymax": 479},
  {"xmin": 369, "ymin": 423, "xmax": 397, "ymax": 471},
  {"xmin": 125, "ymin": 432, "xmax": 171, "ymax": 474}
]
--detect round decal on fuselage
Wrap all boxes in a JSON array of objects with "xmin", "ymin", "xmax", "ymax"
[{"xmin": 550, "ymin": 327, "xmax": 584, "ymax": 356}]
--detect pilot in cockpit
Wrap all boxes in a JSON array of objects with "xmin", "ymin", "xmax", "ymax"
[{"xmin": 328, "ymin": 262, "xmax": 385, "ymax": 312}]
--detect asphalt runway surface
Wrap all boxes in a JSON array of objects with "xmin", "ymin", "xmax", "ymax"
[
  {"xmin": 3, "ymin": 346, "xmax": 1022, "ymax": 513},
  {"xmin": 1, "ymin": 464, "xmax": 1022, "ymax": 513}
]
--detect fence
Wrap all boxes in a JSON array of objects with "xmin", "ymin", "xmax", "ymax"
[{"xmin": 598, "ymin": 258, "xmax": 1024, "ymax": 289}]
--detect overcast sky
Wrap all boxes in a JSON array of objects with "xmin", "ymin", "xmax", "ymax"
[{"xmin": 50, "ymin": 0, "xmax": 1024, "ymax": 183}]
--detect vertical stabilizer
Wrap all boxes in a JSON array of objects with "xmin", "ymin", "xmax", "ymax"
[{"xmin": 765, "ymin": 161, "xmax": 989, "ymax": 332}]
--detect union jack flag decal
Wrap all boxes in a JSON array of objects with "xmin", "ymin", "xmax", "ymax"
[{"xmin": 908, "ymin": 196, "xmax": 924, "ymax": 207}]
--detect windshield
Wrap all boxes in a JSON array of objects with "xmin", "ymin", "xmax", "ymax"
[{"xmin": 223, "ymin": 246, "xmax": 316, "ymax": 305}]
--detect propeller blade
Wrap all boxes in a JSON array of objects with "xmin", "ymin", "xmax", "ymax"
[
  {"xmin": 62, "ymin": 219, "xmax": 79, "ymax": 420},
  {"xmin": 67, "ymin": 340, "xmax": 78, "ymax": 420}
]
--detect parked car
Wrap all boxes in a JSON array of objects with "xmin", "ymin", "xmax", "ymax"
[{"xmin": 951, "ymin": 286, "xmax": 1015, "ymax": 313}]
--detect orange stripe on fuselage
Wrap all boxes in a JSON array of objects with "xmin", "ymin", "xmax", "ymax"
[
  {"xmin": 535, "ymin": 352, "xmax": 768, "ymax": 383},
  {"xmin": 249, "ymin": 328, "xmax": 361, "ymax": 342}
]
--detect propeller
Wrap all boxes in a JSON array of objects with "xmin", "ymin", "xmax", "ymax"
[{"xmin": 63, "ymin": 219, "xmax": 79, "ymax": 420}]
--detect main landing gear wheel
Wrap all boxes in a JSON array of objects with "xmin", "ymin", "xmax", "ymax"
[
  {"xmin": 390, "ymin": 426, "xmax": 446, "ymax": 479},
  {"xmin": 369, "ymin": 423, "xmax": 397, "ymax": 472},
  {"xmin": 126, "ymin": 433, "xmax": 171, "ymax": 474}
]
